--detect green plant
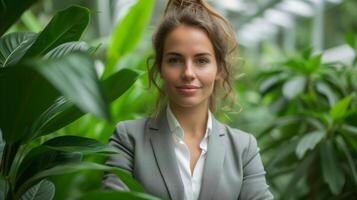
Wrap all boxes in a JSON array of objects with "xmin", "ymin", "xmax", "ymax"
[
  {"xmin": 43, "ymin": 0, "xmax": 156, "ymax": 198},
  {"xmin": 257, "ymin": 34, "xmax": 357, "ymax": 199},
  {"xmin": 0, "ymin": 0, "xmax": 39, "ymax": 36},
  {"xmin": 0, "ymin": 2, "xmax": 157, "ymax": 200}
]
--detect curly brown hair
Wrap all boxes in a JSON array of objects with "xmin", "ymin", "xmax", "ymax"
[{"xmin": 147, "ymin": 0, "xmax": 238, "ymax": 117}]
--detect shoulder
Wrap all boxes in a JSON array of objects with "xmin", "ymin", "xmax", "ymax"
[
  {"xmin": 224, "ymin": 123, "xmax": 258, "ymax": 147},
  {"xmin": 113, "ymin": 117, "xmax": 151, "ymax": 139},
  {"xmin": 220, "ymin": 122, "xmax": 260, "ymax": 161},
  {"xmin": 115, "ymin": 118, "xmax": 148, "ymax": 129}
]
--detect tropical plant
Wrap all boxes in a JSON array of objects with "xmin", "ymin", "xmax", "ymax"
[
  {"xmin": 0, "ymin": 1, "xmax": 158, "ymax": 200},
  {"xmin": 257, "ymin": 33, "xmax": 357, "ymax": 199},
  {"xmin": 43, "ymin": 0, "xmax": 157, "ymax": 199}
]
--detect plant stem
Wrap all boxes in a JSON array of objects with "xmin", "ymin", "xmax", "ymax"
[
  {"xmin": 0, "ymin": 142, "xmax": 21, "ymax": 200},
  {"xmin": 5, "ymin": 180, "xmax": 14, "ymax": 200},
  {"xmin": 309, "ymin": 154, "xmax": 319, "ymax": 200},
  {"xmin": 0, "ymin": 143, "xmax": 20, "ymax": 176}
]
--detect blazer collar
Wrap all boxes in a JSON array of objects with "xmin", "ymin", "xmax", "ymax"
[
  {"xmin": 198, "ymin": 115, "xmax": 226, "ymax": 200},
  {"xmin": 148, "ymin": 110, "xmax": 226, "ymax": 200},
  {"xmin": 149, "ymin": 110, "xmax": 185, "ymax": 200}
]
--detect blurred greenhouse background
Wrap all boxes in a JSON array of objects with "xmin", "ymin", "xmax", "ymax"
[{"xmin": 1, "ymin": 0, "xmax": 356, "ymax": 199}]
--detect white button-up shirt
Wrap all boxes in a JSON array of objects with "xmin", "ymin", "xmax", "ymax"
[{"xmin": 166, "ymin": 105, "xmax": 212, "ymax": 200}]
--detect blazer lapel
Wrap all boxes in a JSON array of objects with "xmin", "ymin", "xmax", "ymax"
[
  {"xmin": 149, "ymin": 111, "xmax": 184, "ymax": 200},
  {"xmin": 198, "ymin": 116, "xmax": 227, "ymax": 200}
]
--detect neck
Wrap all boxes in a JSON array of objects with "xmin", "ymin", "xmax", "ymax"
[{"xmin": 169, "ymin": 101, "xmax": 209, "ymax": 139}]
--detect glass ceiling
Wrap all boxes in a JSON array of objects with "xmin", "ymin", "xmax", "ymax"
[{"xmin": 211, "ymin": 0, "xmax": 343, "ymax": 47}]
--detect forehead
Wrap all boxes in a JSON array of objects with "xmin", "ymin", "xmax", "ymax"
[{"xmin": 163, "ymin": 25, "xmax": 215, "ymax": 55}]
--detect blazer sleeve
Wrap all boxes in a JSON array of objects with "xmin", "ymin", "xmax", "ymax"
[
  {"xmin": 102, "ymin": 122, "xmax": 134, "ymax": 191},
  {"xmin": 239, "ymin": 134, "xmax": 274, "ymax": 200}
]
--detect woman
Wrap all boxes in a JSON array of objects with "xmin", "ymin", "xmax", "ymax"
[{"xmin": 103, "ymin": 0, "xmax": 273, "ymax": 199}]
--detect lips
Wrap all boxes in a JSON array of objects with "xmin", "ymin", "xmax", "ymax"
[
  {"xmin": 176, "ymin": 85, "xmax": 201, "ymax": 89},
  {"xmin": 176, "ymin": 85, "xmax": 201, "ymax": 94}
]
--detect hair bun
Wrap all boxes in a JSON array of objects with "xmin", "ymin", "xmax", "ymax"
[
  {"xmin": 165, "ymin": 0, "xmax": 203, "ymax": 14},
  {"xmin": 170, "ymin": 0, "xmax": 202, "ymax": 7}
]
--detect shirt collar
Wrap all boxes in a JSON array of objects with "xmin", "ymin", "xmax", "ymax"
[{"xmin": 166, "ymin": 104, "xmax": 212, "ymax": 143}]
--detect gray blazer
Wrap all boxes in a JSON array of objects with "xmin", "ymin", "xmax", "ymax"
[{"xmin": 102, "ymin": 111, "xmax": 273, "ymax": 200}]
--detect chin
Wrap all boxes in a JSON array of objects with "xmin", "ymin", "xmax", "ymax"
[{"xmin": 170, "ymin": 97, "xmax": 207, "ymax": 108}]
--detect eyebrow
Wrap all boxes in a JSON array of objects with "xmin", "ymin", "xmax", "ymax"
[{"xmin": 164, "ymin": 52, "xmax": 213, "ymax": 57}]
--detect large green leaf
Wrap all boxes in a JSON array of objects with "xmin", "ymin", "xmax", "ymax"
[
  {"xmin": 31, "ymin": 97, "xmax": 83, "ymax": 136},
  {"xmin": 335, "ymin": 136, "xmax": 357, "ymax": 188},
  {"xmin": 322, "ymin": 69, "xmax": 346, "ymax": 96},
  {"xmin": 0, "ymin": 0, "xmax": 39, "ymax": 36},
  {"xmin": 320, "ymin": 140, "xmax": 345, "ymax": 195},
  {"xmin": 302, "ymin": 111, "xmax": 333, "ymax": 129},
  {"xmin": 258, "ymin": 115, "xmax": 303, "ymax": 139},
  {"xmin": 0, "ymin": 32, "xmax": 37, "ymax": 67},
  {"xmin": 104, "ymin": 0, "xmax": 154, "ymax": 78},
  {"xmin": 30, "ymin": 97, "xmax": 76, "ymax": 137},
  {"xmin": 345, "ymin": 32, "xmax": 356, "ymax": 50},
  {"xmin": 315, "ymin": 82, "xmax": 338, "ymax": 107},
  {"xmin": 295, "ymin": 130, "xmax": 325, "ymax": 159},
  {"xmin": 102, "ymin": 68, "xmax": 143, "ymax": 102},
  {"xmin": 281, "ymin": 152, "xmax": 315, "ymax": 198},
  {"xmin": 302, "ymin": 47, "xmax": 313, "ymax": 60},
  {"xmin": 43, "ymin": 135, "xmax": 118, "ymax": 155},
  {"xmin": 341, "ymin": 131, "xmax": 357, "ymax": 154},
  {"xmin": 329, "ymin": 95, "xmax": 353, "ymax": 121},
  {"xmin": 303, "ymin": 115, "xmax": 326, "ymax": 130},
  {"xmin": 20, "ymin": 179, "xmax": 55, "ymax": 200},
  {"xmin": 15, "ymin": 146, "xmax": 82, "ymax": 193},
  {"xmin": 341, "ymin": 124, "xmax": 357, "ymax": 136},
  {"xmin": 22, "ymin": 5, "xmax": 89, "ymax": 59},
  {"xmin": 44, "ymin": 41, "xmax": 90, "ymax": 59},
  {"xmin": 17, "ymin": 162, "xmax": 144, "ymax": 197},
  {"xmin": 305, "ymin": 54, "xmax": 322, "ymax": 74},
  {"xmin": 34, "ymin": 68, "xmax": 141, "ymax": 136},
  {"xmin": 285, "ymin": 59, "xmax": 308, "ymax": 74},
  {"xmin": 21, "ymin": 10, "xmax": 42, "ymax": 32},
  {"xmin": 14, "ymin": 146, "xmax": 82, "ymax": 196},
  {"xmin": 0, "ymin": 53, "xmax": 110, "ymax": 143},
  {"xmin": 266, "ymin": 140, "xmax": 297, "ymax": 171},
  {"xmin": 0, "ymin": 63, "xmax": 60, "ymax": 143},
  {"xmin": 34, "ymin": 53, "xmax": 110, "ymax": 122},
  {"xmin": 76, "ymin": 191, "xmax": 161, "ymax": 200},
  {"xmin": 259, "ymin": 72, "xmax": 290, "ymax": 95},
  {"xmin": 282, "ymin": 76, "xmax": 306, "ymax": 99}
]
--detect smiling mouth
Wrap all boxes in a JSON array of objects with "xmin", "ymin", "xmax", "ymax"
[
  {"xmin": 176, "ymin": 85, "xmax": 201, "ymax": 94},
  {"xmin": 176, "ymin": 85, "xmax": 201, "ymax": 89}
]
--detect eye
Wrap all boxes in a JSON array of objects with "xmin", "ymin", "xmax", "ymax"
[
  {"xmin": 196, "ymin": 57, "xmax": 210, "ymax": 65},
  {"xmin": 167, "ymin": 57, "xmax": 183, "ymax": 64}
]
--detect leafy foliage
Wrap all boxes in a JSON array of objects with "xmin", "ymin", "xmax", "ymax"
[
  {"xmin": 76, "ymin": 190, "xmax": 161, "ymax": 200},
  {"xmin": 0, "ymin": 32, "xmax": 37, "ymax": 67},
  {"xmin": 20, "ymin": 179, "xmax": 55, "ymax": 200},
  {"xmin": 0, "ymin": 2, "xmax": 149, "ymax": 200},
  {"xmin": 258, "ymin": 36, "xmax": 357, "ymax": 199},
  {"xmin": 103, "ymin": 0, "xmax": 154, "ymax": 78},
  {"xmin": 0, "ymin": 0, "xmax": 40, "ymax": 36}
]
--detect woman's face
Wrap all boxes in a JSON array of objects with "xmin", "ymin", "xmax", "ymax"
[{"xmin": 160, "ymin": 25, "xmax": 219, "ymax": 109}]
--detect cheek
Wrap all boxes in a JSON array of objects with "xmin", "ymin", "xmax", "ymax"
[
  {"xmin": 200, "ymin": 69, "xmax": 218, "ymax": 86},
  {"xmin": 161, "ymin": 69, "xmax": 178, "ymax": 84}
]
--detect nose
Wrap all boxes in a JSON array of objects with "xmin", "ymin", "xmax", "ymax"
[{"xmin": 181, "ymin": 61, "xmax": 195, "ymax": 81}]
